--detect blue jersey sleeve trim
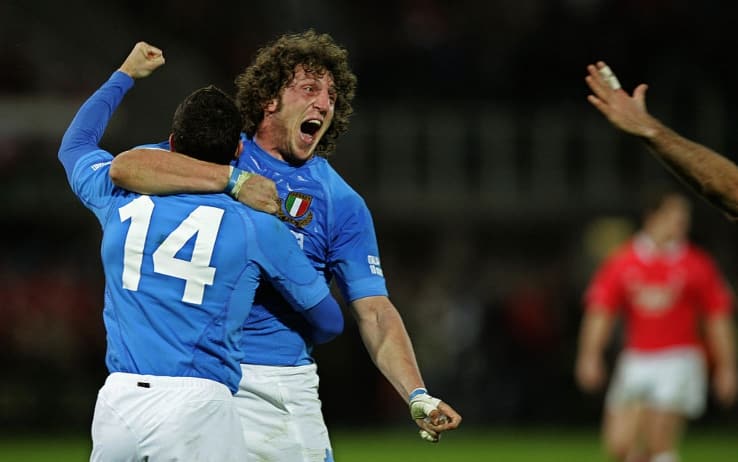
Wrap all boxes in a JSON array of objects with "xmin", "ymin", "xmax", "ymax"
[{"xmin": 341, "ymin": 277, "xmax": 389, "ymax": 302}]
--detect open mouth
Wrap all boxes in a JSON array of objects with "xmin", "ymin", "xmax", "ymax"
[{"xmin": 300, "ymin": 119, "xmax": 322, "ymax": 137}]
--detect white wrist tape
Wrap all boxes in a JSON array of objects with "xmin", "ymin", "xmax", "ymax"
[
  {"xmin": 410, "ymin": 390, "xmax": 444, "ymax": 443},
  {"xmin": 409, "ymin": 392, "xmax": 441, "ymax": 420},
  {"xmin": 226, "ymin": 166, "xmax": 253, "ymax": 199}
]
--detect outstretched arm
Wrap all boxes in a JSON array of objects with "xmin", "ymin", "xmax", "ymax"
[
  {"xmin": 351, "ymin": 295, "xmax": 462, "ymax": 441},
  {"xmin": 59, "ymin": 42, "xmax": 165, "ymax": 180},
  {"xmin": 585, "ymin": 61, "xmax": 738, "ymax": 220}
]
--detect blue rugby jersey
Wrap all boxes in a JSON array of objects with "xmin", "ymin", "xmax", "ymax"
[
  {"xmin": 139, "ymin": 134, "xmax": 387, "ymax": 366},
  {"xmin": 235, "ymin": 137, "xmax": 388, "ymax": 365},
  {"xmin": 139, "ymin": 135, "xmax": 390, "ymax": 365},
  {"xmin": 58, "ymin": 72, "xmax": 331, "ymax": 392}
]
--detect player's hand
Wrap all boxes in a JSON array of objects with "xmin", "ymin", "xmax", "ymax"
[
  {"xmin": 409, "ymin": 390, "xmax": 462, "ymax": 443},
  {"xmin": 713, "ymin": 365, "xmax": 737, "ymax": 408},
  {"xmin": 228, "ymin": 168, "xmax": 279, "ymax": 214},
  {"xmin": 575, "ymin": 354, "xmax": 606, "ymax": 393},
  {"xmin": 119, "ymin": 41, "xmax": 165, "ymax": 79},
  {"xmin": 585, "ymin": 61, "xmax": 661, "ymax": 140}
]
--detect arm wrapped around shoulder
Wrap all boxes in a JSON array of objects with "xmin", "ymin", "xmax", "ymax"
[{"xmin": 226, "ymin": 166, "xmax": 253, "ymax": 198}]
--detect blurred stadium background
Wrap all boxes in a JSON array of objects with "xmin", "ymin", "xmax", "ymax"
[{"xmin": 2, "ymin": 0, "xmax": 738, "ymax": 460}]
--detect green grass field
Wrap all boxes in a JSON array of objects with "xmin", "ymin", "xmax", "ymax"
[{"xmin": 1, "ymin": 427, "xmax": 736, "ymax": 461}]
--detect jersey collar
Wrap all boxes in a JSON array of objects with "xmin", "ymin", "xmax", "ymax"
[
  {"xmin": 633, "ymin": 232, "xmax": 687, "ymax": 262},
  {"xmin": 244, "ymin": 134, "xmax": 318, "ymax": 172}
]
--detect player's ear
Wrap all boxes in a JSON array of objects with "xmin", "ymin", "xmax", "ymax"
[
  {"xmin": 264, "ymin": 98, "xmax": 278, "ymax": 115},
  {"xmin": 168, "ymin": 133, "xmax": 176, "ymax": 152},
  {"xmin": 234, "ymin": 140, "xmax": 244, "ymax": 159}
]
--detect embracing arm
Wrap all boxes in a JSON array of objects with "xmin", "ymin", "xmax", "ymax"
[
  {"xmin": 585, "ymin": 61, "xmax": 738, "ymax": 219},
  {"xmin": 110, "ymin": 149, "xmax": 279, "ymax": 213},
  {"xmin": 351, "ymin": 295, "xmax": 461, "ymax": 439},
  {"xmin": 302, "ymin": 294, "xmax": 344, "ymax": 344},
  {"xmin": 110, "ymin": 149, "xmax": 231, "ymax": 194}
]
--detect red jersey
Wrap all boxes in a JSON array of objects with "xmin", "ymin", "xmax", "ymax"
[{"xmin": 584, "ymin": 234, "xmax": 733, "ymax": 351}]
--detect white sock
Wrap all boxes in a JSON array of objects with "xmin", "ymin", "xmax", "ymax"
[{"xmin": 650, "ymin": 452, "xmax": 678, "ymax": 462}]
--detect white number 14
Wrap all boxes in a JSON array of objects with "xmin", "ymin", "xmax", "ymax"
[{"xmin": 118, "ymin": 196, "xmax": 224, "ymax": 305}]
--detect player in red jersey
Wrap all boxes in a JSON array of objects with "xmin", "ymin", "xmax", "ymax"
[{"xmin": 575, "ymin": 189, "xmax": 736, "ymax": 462}]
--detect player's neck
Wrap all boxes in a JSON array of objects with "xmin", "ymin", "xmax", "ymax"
[
  {"xmin": 252, "ymin": 133, "xmax": 311, "ymax": 167},
  {"xmin": 252, "ymin": 133, "xmax": 282, "ymax": 161}
]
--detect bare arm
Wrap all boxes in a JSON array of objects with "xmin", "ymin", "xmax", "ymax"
[
  {"xmin": 585, "ymin": 61, "xmax": 738, "ymax": 219},
  {"xmin": 111, "ymin": 148, "xmax": 230, "ymax": 194},
  {"xmin": 704, "ymin": 314, "xmax": 737, "ymax": 407},
  {"xmin": 575, "ymin": 308, "xmax": 616, "ymax": 393},
  {"xmin": 643, "ymin": 125, "xmax": 738, "ymax": 219},
  {"xmin": 351, "ymin": 295, "xmax": 424, "ymax": 398},
  {"xmin": 350, "ymin": 295, "xmax": 461, "ymax": 434},
  {"xmin": 110, "ymin": 148, "xmax": 279, "ymax": 213}
]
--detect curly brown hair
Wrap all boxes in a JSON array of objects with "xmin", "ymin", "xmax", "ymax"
[{"xmin": 234, "ymin": 29, "xmax": 357, "ymax": 156}]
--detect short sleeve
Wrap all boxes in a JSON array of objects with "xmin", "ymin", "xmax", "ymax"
[
  {"xmin": 583, "ymin": 253, "xmax": 625, "ymax": 314},
  {"xmin": 693, "ymin": 252, "xmax": 734, "ymax": 317},
  {"xmin": 328, "ymin": 197, "xmax": 388, "ymax": 302}
]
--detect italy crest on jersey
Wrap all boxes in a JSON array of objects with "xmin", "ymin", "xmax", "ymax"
[{"xmin": 278, "ymin": 192, "xmax": 314, "ymax": 227}]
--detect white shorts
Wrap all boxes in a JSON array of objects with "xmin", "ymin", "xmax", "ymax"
[
  {"xmin": 90, "ymin": 372, "xmax": 247, "ymax": 462},
  {"xmin": 236, "ymin": 363, "xmax": 333, "ymax": 462},
  {"xmin": 606, "ymin": 347, "xmax": 707, "ymax": 418}
]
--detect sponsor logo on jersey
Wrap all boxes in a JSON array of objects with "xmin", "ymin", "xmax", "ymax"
[
  {"xmin": 276, "ymin": 192, "xmax": 314, "ymax": 228},
  {"xmin": 91, "ymin": 161, "xmax": 112, "ymax": 171},
  {"xmin": 368, "ymin": 255, "xmax": 383, "ymax": 277},
  {"xmin": 625, "ymin": 269, "xmax": 685, "ymax": 314}
]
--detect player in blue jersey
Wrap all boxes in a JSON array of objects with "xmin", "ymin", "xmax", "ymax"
[
  {"xmin": 110, "ymin": 31, "xmax": 461, "ymax": 460},
  {"xmin": 59, "ymin": 41, "xmax": 344, "ymax": 462}
]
